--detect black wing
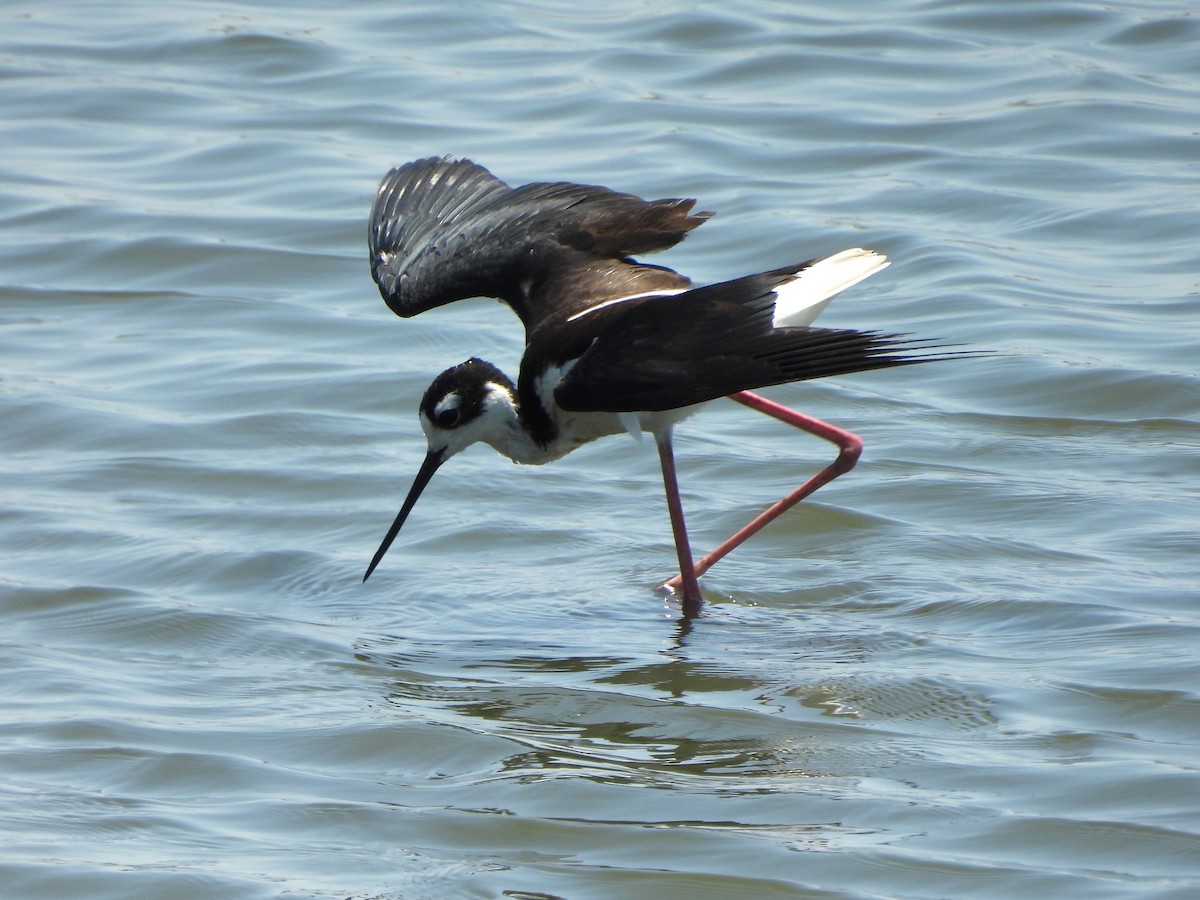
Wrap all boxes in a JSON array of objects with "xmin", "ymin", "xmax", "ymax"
[
  {"xmin": 369, "ymin": 156, "xmax": 709, "ymax": 330},
  {"xmin": 552, "ymin": 265, "xmax": 957, "ymax": 413}
]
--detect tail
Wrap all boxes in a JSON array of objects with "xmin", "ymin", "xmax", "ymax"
[
  {"xmin": 772, "ymin": 248, "xmax": 890, "ymax": 328},
  {"xmin": 554, "ymin": 253, "xmax": 983, "ymax": 413}
]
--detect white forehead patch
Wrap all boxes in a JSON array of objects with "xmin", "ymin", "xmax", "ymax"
[{"xmin": 433, "ymin": 392, "xmax": 462, "ymax": 417}]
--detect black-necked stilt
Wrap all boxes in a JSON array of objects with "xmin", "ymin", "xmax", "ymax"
[{"xmin": 363, "ymin": 157, "xmax": 965, "ymax": 615}]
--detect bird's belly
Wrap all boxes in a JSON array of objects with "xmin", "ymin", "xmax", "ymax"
[
  {"xmin": 634, "ymin": 403, "xmax": 707, "ymax": 436},
  {"xmin": 543, "ymin": 409, "xmax": 627, "ymax": 458},
  {"xmin": 538, "ymin": 402, "xmax": 708, "ymax": 462}
]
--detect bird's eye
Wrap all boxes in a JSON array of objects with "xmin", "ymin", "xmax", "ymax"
[
  {"xmin": 434, "ymin": 407, "xmax": 461, "ymax": 428},
  {"xmin": 431, "ymin": 392, "xmax": 463, "ymax": 428}
]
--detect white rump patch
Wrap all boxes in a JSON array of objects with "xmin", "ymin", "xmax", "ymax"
[
  {"xmin": 565, "ymin": 288, "xmax": 686, "ymax": 323},
  {"xmin": 772, "ymin": 248, "xmax": 890, "ymax": 328}
]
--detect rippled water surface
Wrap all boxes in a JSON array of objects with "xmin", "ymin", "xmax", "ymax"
[{"xmin": 3, "ymin": 1, "xmax": 1198, "ymax": 897}]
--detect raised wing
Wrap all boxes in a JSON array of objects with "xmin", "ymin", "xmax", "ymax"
[{"xmin": 369, "ymin": 156, "xmax": 710, "ymax": 330}]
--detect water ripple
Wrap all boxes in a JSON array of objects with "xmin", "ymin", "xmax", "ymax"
[{"xmin": 3, "ymin": 0, "xmax": 1199, "ymax": 896}]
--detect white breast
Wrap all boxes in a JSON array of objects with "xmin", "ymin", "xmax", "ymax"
[{"xmin": 527, "ymin": 361, "xmax": 707, "ymax": 460}]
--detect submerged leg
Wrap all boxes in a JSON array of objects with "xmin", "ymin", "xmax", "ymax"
[
  {"xmin": 655, "ymin": 428, "xmax": 703, "ymax": 617},
  {"xmin": 661, "ymin": 390, "xmax": 863, "ymax": 594}
]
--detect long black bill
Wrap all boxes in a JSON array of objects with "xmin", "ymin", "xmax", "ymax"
[{"xmin": 363, "ymin": 447, "xmax": 447, "ymax": 582}]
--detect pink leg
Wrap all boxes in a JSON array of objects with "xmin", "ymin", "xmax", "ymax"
[
  {"xmin": 655, "ymin": 429, "xmax": 703, "ymax": 617},
  {"xmin": 661, "ymin": 390, "xmax": 863, "ymax": 594}
]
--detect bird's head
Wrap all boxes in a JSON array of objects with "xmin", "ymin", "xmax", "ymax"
[
  {"xmin": 363, "ymin": 358, "xmax": 518, "ymax": 581},
  {"xmin": 416, "ymin": 357, "xmax": 518, "ymax": 462}
]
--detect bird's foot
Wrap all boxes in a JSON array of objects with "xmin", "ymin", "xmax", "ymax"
[{"xmin": 657, "ymin": 575, "xmax": 703, "ymax": 618}]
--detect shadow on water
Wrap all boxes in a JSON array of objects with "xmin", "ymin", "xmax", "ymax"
[{"xmin": 350, "ymin": 590, "xmax": 1001, "ymax": 793}]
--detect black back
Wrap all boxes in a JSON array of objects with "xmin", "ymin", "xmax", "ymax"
[{"xmin": 539, "ymin": 265, "xmax": 953, "ymax": 414}]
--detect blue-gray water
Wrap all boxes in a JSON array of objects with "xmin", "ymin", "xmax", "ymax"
[{"xmin": 3, "ymin": 2, "xmax": 1198, "ymax": 897}]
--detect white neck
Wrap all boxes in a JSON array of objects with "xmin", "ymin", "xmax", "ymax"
[
  {"xmin": 481, "ymin": 380, "xmax": 634, "ymax": 465},
  {"xmin": 488, "ymin": 402, "xmax": 551, "ymax": 464},
  {"xmin": 442, "ymin": 378, "xmax": 696, "ymax": 468}
]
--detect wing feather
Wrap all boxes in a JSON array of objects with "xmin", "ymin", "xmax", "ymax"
[
  {"xmin": 552, "ymin": 265, "xmax": 958, "ymax": 412},
  {"xmin": 369, "ymin": 156, "xmax": 709, "ymax": 328}
]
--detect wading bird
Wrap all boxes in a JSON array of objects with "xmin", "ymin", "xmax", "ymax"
[{"xmin": 363, "ymin": 157, "xmax": 960, "ymax": 615}]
